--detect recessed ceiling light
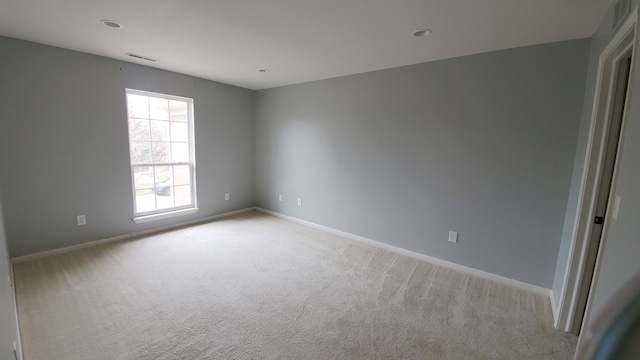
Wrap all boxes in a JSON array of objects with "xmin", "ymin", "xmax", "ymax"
[
  {"xmin": 412, "ymin": 29, "xmax": 432, "ymax": 37},
  {"xmin": 101, "ymin": 19, "xmax": 123, "ymax": 29},
  {"xmin": 258, "ymin": 69, "xmax": 269, "ymax": 73}
]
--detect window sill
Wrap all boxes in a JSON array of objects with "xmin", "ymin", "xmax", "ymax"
[{"xmin": 133, "ymin": 207, "xmax": 199, "ymax": 224}]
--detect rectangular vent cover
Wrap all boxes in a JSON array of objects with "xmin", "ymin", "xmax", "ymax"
[{"xmin": 125, "ymin": 53, "xmax": 158, "ymax": 62}]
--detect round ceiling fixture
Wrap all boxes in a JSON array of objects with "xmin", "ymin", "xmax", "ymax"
[
  {"xmin": 412, "ymin": 29, "xmax": 432, "ymax": 37},
  {"xmin": 101, "ymin": 19, "xmax": 123, "ymax": 29}
]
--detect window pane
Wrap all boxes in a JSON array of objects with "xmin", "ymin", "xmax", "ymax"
[
  {"xmin": 133, "ymin": 166, "xmax": 153, "ymax": 196},
  {"xmin": 128, "ymin": 118, "xmax": 150, "ymax": 142},
  {"xmin": 130, "ymin": 141, "xmax": 152, "ymax": 164},
  {"xmin": 156, "ymin": 193, "xmax": 175, "ymax": 210},
  {"xmin": 151, "ymin": 142, "xmax": 170, "ymax": 162},
  {"xmin": 149, "ymin": 97, "xmax": 169, "ymax": 120},
  {"xmin": 150, "ymin": 120, "xmax": 170, "ymax": 142},
  {"xmin": 173, "ymin": 165, "xmax": 190, "ymax": 186},
  {"xmin": 170, "ymin": 122, "xmax": 189, "ymax": 142},
  {"xmin": 136, "ymin": 195, "xmax": 156, "ymax": 213},
  {"xmin": 169, "ymin": 100, "xmax": 188, "ymax": 122},
  {"xmin": 154, "ymin": 165, "xmax": 171, "ymax": 183},
  {"xmin": 171, "ymin": 143, "xmax": 190, "ymax": 162},
  {"xmin": 174, "ymin": 185, "xmax": 191, "ymax": 207},
  {"xmin": 127, "ymin": 94, "xmax": 149, "ymax": 118}
]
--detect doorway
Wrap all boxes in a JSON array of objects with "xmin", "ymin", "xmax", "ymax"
[
  {"xmin": 554, "ymin": 9, "xmax": 638, "ymax": 334},
  {"xmin": 572, "ymin": 50, "xmax": 632, "ymax": 334}
]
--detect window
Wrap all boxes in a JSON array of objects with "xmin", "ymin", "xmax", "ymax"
[{"xmin": 125, "ymin": 89, "xmax": 197, "ymax": 221}]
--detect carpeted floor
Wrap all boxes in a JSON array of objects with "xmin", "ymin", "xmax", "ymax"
[{"xmin": 13, "ymin": 211, "xmax": 577, "ymax": 359}]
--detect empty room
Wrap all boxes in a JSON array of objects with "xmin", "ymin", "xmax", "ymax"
[{"xmin": 1, "ymin": 0, "xmax": 639, "ymax": 359}]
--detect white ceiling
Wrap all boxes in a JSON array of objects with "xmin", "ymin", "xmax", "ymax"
[{"xmin": 0, "ymin": 0, "xmax": 614, "ymax": 90}]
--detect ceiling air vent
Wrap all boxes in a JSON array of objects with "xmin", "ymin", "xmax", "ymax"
[
  {"xmin": 614, "ymin": 0, "xmax": 630, "ymax": 31},
  {"xmin": 125, "ymin": 53, "xmax": 158, "ymax": 62}
]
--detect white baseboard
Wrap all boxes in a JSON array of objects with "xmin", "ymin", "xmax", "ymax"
[
  {"xmin": 11, "ymin": 207, "xmax": 256, "ymax": 264},
  {"xmin": 550, "ymin": 290, "xmax": 559, "ymax": 323},
  {"xmin": 12, "ymin": 242, "xmax": 97, "ymax": 263},
  {"xmin": 9, "ymin": 263, "xmax": 23, "ymax": 360},
  {"xmin": 257, "ymin": 208, "xmax": 551, "ymax": 297}
]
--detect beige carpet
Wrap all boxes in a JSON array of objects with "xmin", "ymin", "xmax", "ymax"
[{"xmin": 13, "ymin": 211, "xmax": 577, "ymax": 359}]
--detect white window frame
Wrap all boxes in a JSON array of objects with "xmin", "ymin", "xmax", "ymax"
[{"xmin": 125, "ymin": 88, "xmax": 198, "ymax": 223}]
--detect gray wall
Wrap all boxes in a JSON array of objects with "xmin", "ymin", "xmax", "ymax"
[
  {"xmin": 0, "ymin": 37, "xmax": 255, "ymax": 257},
  {"xmin": 0, "ymin": 194, "xmax": 21, "ymax": 359},
  {"xmin": 255, "ymin": 39, "xmax": 591, "ymax": 288},
  {"xmin": 564, "ymin": 1, "xmax": 640, "ymax": 338}
]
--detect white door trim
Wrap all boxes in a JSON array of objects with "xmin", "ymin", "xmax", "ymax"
[{"xmin": 554, "ymin": 7, "xmax": 638, "ymax": 333}]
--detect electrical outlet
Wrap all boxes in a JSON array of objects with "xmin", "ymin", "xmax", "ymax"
[
  {"xmin": 225, "ymin": 193, "xmax": 230, "ymax": 201},
  {"xmin": 448, "ymin": 231, "xmax": 458, "ymax": 243},
  {"xmin": 278, "ymin": 194, "xmax": 283, "ymax": 201},
  {"xmin": 297, "ymin": 198, "xmax": 302, "ymax": 206},
  {"xmin": 76, "ymin": 215, "xmax": 86, "ymax": 226}
]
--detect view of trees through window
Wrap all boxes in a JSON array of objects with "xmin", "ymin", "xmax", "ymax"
[{"xmin": 126, "ymin": 90, "xmax": 195, "ymax": 215}]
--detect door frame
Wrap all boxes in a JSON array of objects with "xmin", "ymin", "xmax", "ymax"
[{"xmin": 554, "ymin": 7, "xmax": 638, "ymax": 333}]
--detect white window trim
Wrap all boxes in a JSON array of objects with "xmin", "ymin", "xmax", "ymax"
[
  {"xmin": 126, "ymin": 88, "xmax": 198, "ymax": 223},
  {"xmin": 133, "ymin": 207, "xmax": 199, "ymax": 224}
]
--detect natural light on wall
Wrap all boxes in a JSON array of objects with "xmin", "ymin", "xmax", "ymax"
[{"xmin": 125, "ymin": 89, "xmax": 197, "ymax": 222}]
